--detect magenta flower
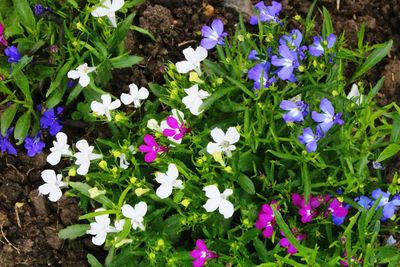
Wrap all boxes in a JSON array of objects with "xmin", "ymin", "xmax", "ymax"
[
  {"xmin": 327, "ymin": 198, "xmax": 349, "ymax": 225},
  {"xmin": 279, "ymin": 231, "xmax": 305, "ymax": 255},
  {"xmin": 190, "ymin": 239, "xmax": 217, "ymax": 267},
  {"xmin": 138, "ymin": 134, "xmax": 167, "ymax": 163},
  {"xmin": 162, "ymin": 116, "xmax": 190, "ymax": 142},
  {"xmin": 292, "ymin": 194, "xmax": 329, "ymax": 223},
  {"xmin": 0, "ymin": 23, "xmax": 8, "ymax": 46},
  {"xmin": 255, "ymin": 202, "xmax": 278, "ymax": 238}
]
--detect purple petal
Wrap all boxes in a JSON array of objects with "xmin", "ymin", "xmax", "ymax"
[
  {"xmin": 193, "ymin": 258, "xmax": 206, "ymax": 267},
  {"xmin": 190, "ymin": 249, "xmax": 202, "ymax": 259},
  {"xmin": 311, "ymin": 111, "xmax": 327, "ymax": 123},
  {"xmin": 211, "ymin": 19, "xmax": 224, "ymax": 36},
  {"xmin": 200, "ymin": 38, "xmax": 218, "ymax": 50},
  {"xmin": 144, "ymin": 151, "xmax": 157, "ymax": 163},
  {"xmin": 306, "ymin": 140, "xmax": 317, "ymax": 152},
  {"xmin": 279, "ymin": 100, "xmax": 297, "ymax": 111},
  {"xmin": 196, "ymin": 239, "xmax": 207, "ymax": 251},
  {"xmin": 327, "ymin": 34, "xmax": 336, "ymax": 49},
  {"xmin": 320, "ymin": 98, "xmax": 334, "ymax": 116},
  {"xmin": 162, "ymin": 129, "xmax": 176, "ymax": 137},
  {"xmin": 201, "ymin": 25, "xmax": 214, "ymax": 39},
  {"xmin": 278, "ymin": 44, "xmax": 295, "ymax": 60},
  {"xmin": 277, "ymin": 66, "xmax": 294, "ymax": 80},
  {"xmin": 143, "ymin": 134, "xmax": 157, "ymax": 146}
]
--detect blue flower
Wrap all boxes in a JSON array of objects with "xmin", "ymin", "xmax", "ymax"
[
  {"xmin": 311, "ymin": 98, "xmax": 344, "ymax": 133},
  {"xmin": 355, "ymin": 196, "xmax": 373, "ymax": 209},
  {"xmin": 0, "ymin": 128, "xmax": 17, "ymax": 156},
  {"xmin": 200, "ymin": 19, "xmax": 227, "ymax": 50},
  {"xmin": 24, "ymin": 132, "xmax": 45, "ymax": 157},
  {"xmin": 248, "ymin": 50, "xmax": 261, "ymax": 61},
  {"xmin": 279, "ymin": 100, "xmax": 309, "ymax": 123},
  {"xmin": 247, "ymin": 62, "xmax": 275, "ymax": 89},
  {"xmin": 271, "ymin": 44, "xmax": 299, "ymax": 81},
  {"xmin": 4, "ymin": 46, "xmax": 21, "ymax": 63},
  {"xmin": 33, "ymin": 4, "xmax": 45, "ymax": 15},
  {"xmin": 279, "ymin": 29, "xmax": 303, "ymax": 49},
  {"xmin": 298, "ymin": 127, "xmax": 324, "ymax": 152},
  {"xmin": 40, "ymin": 107, "xmax": 63, "ymax": 136},
  {"xmin": 371, "ymin": 189, "xmax": 400, "ymax": 221},
  {"xmin": 250, "ymin": 1, "xmax": 281, "ymax": 25},
  {"xmin": 309, "ymin": 34, "xmax": 336, "ymax": 57}
]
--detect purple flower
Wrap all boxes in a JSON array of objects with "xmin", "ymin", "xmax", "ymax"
[
  {"xmin": 0, "ymin": 128, "xmax": 17, "ymax": 156},
  {"xmin": 248, "ymin": 62, "xmax": 275, "ymax": 89},
  {"xmin": 255, "ymin": 203, "xmax": 277, "ymax": 238},
  {"xmin": 4, "ymin": 46, "xmax": 21, "ymax": 63},
  {"xmin": 248, "ymin": 50, "xmax": 261, "ymax": 61},
  {"xmin": 327, "ymin": 198, "xmax": 349, "ymax": 225},
  {"xmin": 372, "ymin": 161, "xmax": 385, "ymax": 170},
  {"xmin": 40, "ymin": 107, "xmax": 63, "ymax": 136},
  {"xmin": 250, "ymin": 1, "xmax": 282, "ymax": 25},
  {"xmin": 162, "ymin": 116, "xmax": 189, "ymax": 141},
  {"xmin": 200, "ymin": 19, "xmax": 227, "ymax": 50},
  {"xmin": 138, "ymin": 134, "xmax": 167, "ymax": 163},
  {"xmin": 0, "ymin": 23, "xmax": 8, "ymax": 46},
  {"xmin": 309, "ymin": 34, "xmax": 336, "ymax": 57},
  {"xmin": 312, "ymin": 98, "xmax": 344, "ymax": 133},
  {"xmin": 280, "ymin": 100, "xmax": 309, "ymax": 123},
  {"xmin": 271, "ymin": 44, "xmax": 299, "ymax": 81},
  {"xmin": 24, "ymin": 132, "xmax": 45, "ymax": 157},
  {"xmin": 190, "ymin": 239, "xmax": 217, "ymax": 267},
  {"xmin": 279, "ymin": 232, "xmax": 305, "ymax": 255},
  {"xmin": 371, "ymin": 189, "xmax": 400, "ymax": 221},
  {"xmin": 355, "ymin": 196, "xmax": 372, "ymax": 209},
  {"xmin": 298, "ymin": 127, "xmax": 324, "ymax": 152},
  {"xmin": 292, "ymin": 194, "xmax": 327, "ymax": 224},
  {"xmin": 33, "ymin": 4, "xmax": 45, "ymax": 15},
  {"xmin": 279, "ymin": 29, "xmax": 303, "ymax": 49}
]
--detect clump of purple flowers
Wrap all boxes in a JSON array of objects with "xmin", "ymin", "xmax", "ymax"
[
  {"xmin": 292, "ymin": 193, "xmax": 330, "ymax": 223},
  {"xmin": 355, "ymin": 189, "xmax": 400, "ymax": 221},
  {"xmin": 200, "ymin": 19, "xmax": 227, "ymax": 50},
  {"xmin": 0, "ymin": 128, "xmax": 17, "ymax": 156},
  {"xmin": 250, "ymin": 1, "xmax": 282, "ymax": 25},
  {"xmin": 190, "ymin": 239, "xmax": 217, "ymax": 267},
  {"xmin": 40, "ymin": 107, "xmax": 63, "ymax": 136},
  {"xmin": 255, "ymin": 201, "xmax": 279, "ymax": 238}
]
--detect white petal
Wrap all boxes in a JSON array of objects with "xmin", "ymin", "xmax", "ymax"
[
  {"xmin": 121, "ymin": 93, "xmax": 134, "ymax": 105},
  {"xmin": 198, "ymin": 89, "xmax": 210, "ymax": 99},
  {"xmin": 206, "ymin": 142, "xmax": 220, "ymax": 155},
  {"xmin": 133, "ymin": 202, "xmax": 147, "ymax": 217},
  {"xmin": 156, "ymin": 184, "xmax": 173, "ymax": 199},
  {"xmin": 41, "ymin": 169, "xmax": 57, "ymax": 184},
  {"xmin": 67, "ymin": 70, "xmax": 80, "ymax": 79},
  {"xmin": 219, "ymin": 199, "xmax": 234, "ymax": 218},
  {"xmin": 176, "ymin": 61, "xmax": 193, "ymax": 74},
  {"xmin": 173, "ymin": 179, "xmax": 184, "ymax": 189},
  {"xmin": 210, "ymin": 128, "xmax": 225, "ymax": 143},
  {"xmin": 226, "ymin": 127, "xmax": 240, "ymax": 144},
  {"xmin": 48, "ymin": 188, "xmax": 63, "ymax": 202},
  {"xmin": 203, "ymin": 199, "xmax": 220, "ymax": 212},
  {"xmin": 111, "ymin": 0, "xmax": 124, "ymax": 11},
  {"xmin": 77, "ymin": 162, "xmax": 90, "ymax": 175},
  {"xmin": 90, "ymin": 101, "xmax": 105, "ymax": 114},
  {"xmin": 138, "ymin": 87, "xmax": 149, "ymax": 100},
  {"xmin": 92, "ymin": 232, "xmax": 107, "ymax": 246},
  {"xmin": 38, "ymin": 183, "xmax": 52, "ymax": 195},
  {"xmin": 128, "ymin": 83, "xmax": 139, "ymax": 94},
  {"xmin": 347, "ymin": 84, "xmax": 360, "ymax": 99},
  {"xmin": 76, "ymin": 139, "xmax": 89, "ymax": 152},
  {"xmin": 182, "ymin": 47, "xmax": 196, "ymax": 61},
  {"xmin": 121, "ymin": 204, "xmax": 135, "ymax": 219},
  {"xmin": 47, "ymin": 151, "xmax": 62, "ymax": 166},
  {"xmin": 155, "ymin": 173, "xmax": 170, "ymax": 184},
  {"xmin": 167, "ymin": 164, "xmax": 179, "ymax": 179},
  {"xmin": 79, "ymin": 73, "xmax": 90, "ymax": 87},
  {"xmin": 222, "ymin": 189, "xmax": 233, "ymax": 197},
  {"xmin": 203, "ymin": 185, "xmax": 221, "ymax": 199},
  {"xmin": 115, "ymin": 219, "xmax": 125, "ymax": 232},
  {"xmin": 56, "ymin": 132, "xmax": 68, "ymax": 143},
  {"xmin": 109, "ymin": 99, "xmax": 121, "ymax": 110},
  {"xmin": 194, "ymin": 46, "xmax": 208, "ymax": 62},
  {"xmin": 107, "ymin": 12, "xmax": 117, "ymax": 27}
]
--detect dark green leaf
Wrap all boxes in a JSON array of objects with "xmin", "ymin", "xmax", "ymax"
[
  {"xmin": 13, "ymin": 70, "xmax": 32, "ymax": 102},
  {"xmin": 87, "ymin": 254, "xmax": 104, "ymax": 267},
  {"xmin": 11, "ymin": 55, "xmax": 32, "ymax": 74},
  {"xmin": 1, "ymin": 103, "xmax": 19, "ymax": 136},
  {"xmin": 110, "ymin": 55, "xmax": 143, "ymax": 69},
  {"xmin": 12, "ymin": 0, "xmax": 35, "ymax": 29},
  {"xmin": 46, "ymin": 60, "xmax": 73, "ymax": 97},
  {"xmin": 237, "ymin": 173, "xmax": 255, "ymax": 194},
  {"xmin": 322, "ymin": 7, "xmax": 333, "ymax": 38},
  {"xmin": 199, "ymin": 86, "xmax": 233, "ymax": 112},
  {"xmin": 66, "ymin": 84, "xmax": 84, "ymax": 105},
  {"xmin": 69, "ymin": 182, "xmax": 114, "ymax": 208},
  {"xmin": 110, "ymin": 13, "xmax": 136, "ymax": 52},
  {"xmin": 0, "ymin": 82, "xmax": 12, "ymax": 94},
  {"xmin": 13, "ymin": 111, "xmax": 30, "ymax": 142},
  {"xmin": 58, "ymin": 224, "xmax": 89, "ymax": 239},
  {"xmin": 130, "ymin": 25, "xmax": 155, "ymax": 41}
]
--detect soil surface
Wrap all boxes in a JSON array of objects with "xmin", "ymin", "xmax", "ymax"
[{"xmin": 1, "ymin": 0, "xmax": 399, "ymax": 266}]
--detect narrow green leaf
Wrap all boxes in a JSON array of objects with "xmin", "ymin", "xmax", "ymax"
[
  {"xmin": 199, "ymin": 86, "xmax": 233, "ymax": 112},
  {"xmin": 253, "ymin": 238, "xmax": 269, "ymax": 262},
  {"xmin": 301, "ymin": 164, "xmax": 311, "ymax": 203},
  {"xmin": 225, "ymin": 76, "xmax": 254, "ymax": 98},
  {"xmin": 69, "ymin": 182, "xmax": 114, "ymax": 208},
  {"xmin": 12, "ymin": 0, "xmax": 35, "ymax": 29},
  {"xmin": 11, "ymin": 55, "xmax": 32, "ymax": 74},
  {"xmin": 351, "ymin": 40, "xmax": 393, "ymax": 82},
  {"xmin": 87, "ymin": 254, "xmax": 104, "ymax": 267},
  {"xmin": 110, "ymin": 55, "xmax": 143, "ymax": 69},
  {"xmin": 1, "ymin": 103, "xmax": 19, "ymax": 136},
  {"xmin": 110, "ymin": 13, "xmax": 136, "ymax": 51},
  {"xmin": 58, "ymin": 224, "xmax": 89, "ymax": 239},
  {"xmin": 130, "ymin": 25, "xmax": 155, "ymax": 41},
  {"xmin": 13, "ymin": 111, "xmax": 30, "ymax": 142},
  {"xmin": 305, "ymin": 0, "xmax": 317, "ymax": 26},
  {"xmin": 148, "ymin": 83, "xmax": 174, "ymax": 106},
  {"xmin": 367, "ymin": 77, "xmax": 384, "ymax": 100},
  {"xmin": 237, "ymin": 173, "xmax": 255, "ymax": 194},
  {"xmin": 0, "ymin": 82, "xmax": 12, "ymax": 94},
  {"xmin": 322, "ymin": 7, "xmax": 333, "ymax": 38},
  {"xmin": 46, "ymin": 60, "xmax": 73, "ymax": 97},
  {"xmin": 13, "ymin": 71, "xmax": 32, "ymax": 102},
  {"xmin": 66, "ymin": 84, "xmax": 84, "ymax": 105},
  {"xmin": 376, "ymin": 143, "xmax": 400, "ymax": 162}
]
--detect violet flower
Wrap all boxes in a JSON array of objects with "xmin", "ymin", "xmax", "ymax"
[
  {"xmin": 24, "ymin": 131, "xmax": 45, "ymax": 157},
  {"xmin": 0, "ymin": 23, "xmax": 8, "ymax": 46},
  {"xmin": 279, "ymin": 231, "xmax": 305, "ymax": 255},
  {"xmin": 371, "ymin": 189, "xmax": 400, "ymax": 221},
  {"xmin": 312, "ymin": 98, "xmax": 344, "ymax": 133},
  {"xmin": 280, "ymin": 100, "xmax": 309, "ymax": 123},
  {"xmin": 271, "ymin": 44, "xmax": 299, "ymax": 81},
  {"xmin": 372, "ymin": 161, "xmax": 385, "ymax": 170},
  {"xmin": 355, "ymin": 196, "xmax": 373, "ymax": 209},
  {"xmin": 248, "ymin": 50, "xmax": 261, "ymax": 61},
  {"xmin": 309, "ymin": 34, "xmax": 336, "ymax": 57},
  {"xmin": 279, "ymin": 29, "xmax": 303, "ymax": 49},
  {"xmin": 0, "ymin": 128, "xmax": 17, "ymax": 156},
  {"xmin": 40, "ymin": 107, "xmax": 63, "ymax": 136},
  {"xmin": 162, "ymin": 116, "xmax": 190, "ymax": 142},
  {"xmin": 190, "ymin": 239, "xmax": 217, "ymax": 267},
  {"xmin": 138, "ymin": 134, "xmax": 167, "ymax": 163},
  {"xmin": 4, "ymin": 45, "xmax": 21, "ymax": 63},
  {"xmin": 33, "ymin": 4, "xmax": 45, "ymax": 15},
  {"xmin": 298, "ymin": 127, "xmax": 324, "ymax": 152},
  {"xmin": 255, "ymin": 202, "xmax": 278, "ymax": 238},
  {"xmin": 292, "ymin": 193, "xmax": 329, "ymax": 223},
  {"xmin": 248, "ymin": 62, "xmax": 274, "ymax": 89},
  {"xmin": 250, "ymin": 1, "xmax": 282, "ymax": 25},
  {"xmin": 200, "ymin": 19, "xmax": 227, "ymax": 50},
  {"xmin": 327, "ymin": 198, "xmax": 349, "ymax": 225}
]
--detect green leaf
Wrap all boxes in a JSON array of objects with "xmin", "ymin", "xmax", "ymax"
[
  {"xmin": 0, "ymin": 82, "xmax": 12, "ymax": 94},
  {"xmin": 46, "ymin": 60, "xmax": 73, "ymax": 97},
  {"xmin": 301, "ymin": 164, "xmax": 311, "ymax": 203},
  {"xmin": 322, "ymin": 7, "xmax": 333, "ymax": 38},
  {"xmin": 148, "ymin": 83, "xmax": 174, "ymax": 106},
  {"xmin": 350, "ymin": 40, "xmax": 393, "ymax": 82},
  {"xmin": 69, "ymin": 182, "xmax": 114, "ymax": 208},
  {"xmin": 367, "ymin": 77, "xmax": 384, "ymax": 100},
  {"xmin": 110, "ymin": 55, "xmax": 143, "ymax": 69},
  {"xmin": 253, "ymin": 238, "xmax": 269, "ymax": 262},
  {"xmin": 237, "ymin": 173, "xmax": 255, "ymax": 194},
  {"xmin": 12, "ymin": 0, "xmax": 35, "ymax": 30},
  {"xmin": 11, "ymin": 55, "xmax": 32, "ymax": 74},
  {"xmin": 109, "ymin": 13, "xmax": 136, "ymax": 51},
  {"xmin": 130, "ymin": 25, "xmax": 155, "ymax": 41},
  {"xmin": 376, "ymin": 144, "xmax": 400, "ymax": 162},
  {"xmin": 13, "ymin": 111, "xmax": 30, "ymax": 142},
  {"xmin": 66, "ymin": 84, "xmax": 84, "ymax": 105},
  {"xmin": 1, "ymin": 103, "xmax": 19, "ymax": 136},
  {"xmin": 58, "ymin": 224, "xmax": 90, "ymax": 239},
  {"xmin": 199, "ymin": 86, "xmax": 233, "ymax": 112},
  {"xmin": 13, "ymin": 70, "xmax": 32, "ymax": 102},
  {"xmin": 225, "ymin": 76, "xmax": 254, "ymax": 98},
  {"xmin": 87, "ymin": 254, "xmax": 104, "ymax": 267}
]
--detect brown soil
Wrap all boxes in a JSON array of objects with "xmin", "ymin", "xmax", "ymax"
[{"xmin": 1, "ymin": 0, "xmax": 399, "ymax": 266}]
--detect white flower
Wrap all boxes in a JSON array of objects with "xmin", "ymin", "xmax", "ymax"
[
  {"xmin": 120, "ymin": 83, "xmax": 149, "ymax": 107},
  {"xmin": 160, "ymin": 109, "xmax": 185, "ymax": 144},
  {"xmin": 67, "ymin": 63, "xmax": 95, "ymax": 87},
  {"xmin": 74, "ymin": 139, "xmax": 102, "ymax": 175},
  {"xmin": 86, "ymin": 209, "xmax": 117, "ymax": 246},
  {"xmin": 91, "ymin": 0, "xmax": 125, "ymax": 27},
  {"xmin": 119, "ymin": 153, "xmax": 129, "ymax": 169},
  {"xmin": 114, "ymin": 219, "xmax": 126, "ymax": 232},
  {"xmin": 147, "ymin": 119, "xmax": 162, "ymax": 132},
  {"xmin": 121, "ymin": 202, "xmax": 147, "ymax": 231},
  {"xmin": 206, "ymin": 127, "xmax": 240, "ymax": 157},
  {"xmin": 155, "ymin": 163, "xmax": 183, "ymax": 199},
  {"xmin": 347, "ymin": 83, "xmax": 364, "ymax": 105},
  {"xmin": 387, "ymin": 235, "xmax": 397, "ymax": 246},
  {"xmin": 182, "ymin": 84, "xmax": 210, "ymax": 115},
  {"xmin": 203, "ymin": 185, "xmax": 234, "ymax": 219},
  {"xmin": 47, "ymin": 132, "xmax": 72, "ymax": 166},
  {"xmin": 176, "ymin": 46, "xmax": 207, "ymax": 74},
  {"xmin": 38, "ymin": 169, "xmax": 66, "ymax": 202},
  {"xmin": 90, "ymin": 94, "xmax": 121, "ymax": 121}
]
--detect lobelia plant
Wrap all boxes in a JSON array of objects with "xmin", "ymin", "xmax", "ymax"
[{"xmin": 35, "ymin": 1, "xmax": 400, "ymax": 266}]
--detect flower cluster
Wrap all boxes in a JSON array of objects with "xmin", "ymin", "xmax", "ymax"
[{"xmin": 355, "ymin": 189, "xmax": 400, "ymax": 221}]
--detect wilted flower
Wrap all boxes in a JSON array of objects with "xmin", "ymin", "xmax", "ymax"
[
  {"xmin": 121, "ymin": 201, "xmax": 147, "ymax": 230},
  {"xmin": 5, "ymin": 46, "xmax": 21, "ymax": 63},
  {"xmin": 182, "ymin": 84, "xmax": 210, "ymax": 115},
  {"xmin": 387, "ymin": 235, "xmax": 397, "ymax": 246},
  {"xmin": 138, "ymin": 134, "xmax": 167, "ymax": 163},
  {"xmin": 74, "ymin": 139, "xmax": 102, "ymax": 175},
  {"xmin": 298, "ymin": 127, "xmax": 324, "ymax": 152},
  {"xmin": 176, "ymin": 46, "xmax": 207, "ymax": 74},
  {"xmin": 40, "ymin": 106, "xmax": 63, "ymax": 136},
  {"xmin": 206, "ymin": 127, "xmax": 240, "ymax": 157},
  {"xmin": 67, "ymin": 63, "xmax": 96, "ymax": 87},
  {"xmin": 347, "ymin": 84, "xmax": 364, "ymax": 105},
  {"xmin": 155, "ymin": 163, "xmax": 183, "ymax": 199},
  {"xmin": 203, "ymin": 185, "xmax": 234, "ymax": 219},
  {"xmin": 24, "ymin": 132, "xmax": 45, "ymax": 157},
  {"xmin": 87, "ymin": 209, "xmax": 117, "ymax": 245},
  {"xmin": 119, "ymin": 153, "xmax": 129, "ymax": 169},
  {"xmin": 47, "ymin": 132, "xmax": 72, "ymax": 166},
  {"xmin": 0, "ymin": 128, "xmax": 17, "ymax": 156},
  {"xmin": 200, "ymin": 19, "xmax": 227, "ymax": 50},
  {"xmin": 250, "ymin": 1, "xmax": 282, "ymax": 25},
  {"xmin": 309, "ymin": 34, "xmax": 336, "ymax": 57},
  {"xmin": 312, "ymin": 98, "xmax": 344, "ymax": 133},
  {"xmin": 91, "ymin": 0, "xmax": 125, "ymax": 27},
  {"xmin": 38, "ymin": 169, "xmax": 66, "ymax": 202},
  {"xmin": 120, "ymin": 83, "xmax": 149, "ymax": 107},
  {"xmin": 90, "ymin": 94, "xmax": 121, "ymax": 121},
  {"xmin": 190, "ymin": 239, "xmax": 218, "ymax": 267},
  {"xmin": 280, "ymin": 100, "xmax": 309, "ymax": 123}
]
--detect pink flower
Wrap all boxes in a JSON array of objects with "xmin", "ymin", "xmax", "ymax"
[
  {"xmin": 255, "ymin": 202, "xmax": 278, "ymax": 238},
  {"xmin": 190, "ymin": 239, "xmax": 217, "ymax": 267},
  {"xmin": 339, "ymin": 251, "xmax": 363, "ymax": 266},
  {"xmin": 162, "ymin": 116, "xmax": 190, "ymax": 141},
  {"xmin": 279, "ymin": 231, "xmax": 305, "ymax": 255},
  {"xmin": 138, "ymin": 134, "xmax": 167, "ymax": 163},
  {"xmin": 292, "ymin": 193, "xmax": 330, "ymax": 224},
  {"xmin": 0, "ymin": 23, "xmax": 8, "ymax": 46}
]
